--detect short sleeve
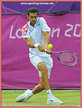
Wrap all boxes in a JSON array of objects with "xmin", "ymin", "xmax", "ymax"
[
  {"xmin": 40, "ymin": 17, "xmax": 50, "ymax": 32},
  {"xmin": 22, "ymin": 24, "xmax": 30, "ymax": 39}
]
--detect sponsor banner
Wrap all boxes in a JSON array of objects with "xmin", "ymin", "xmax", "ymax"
[
  {"xmin": 2, "ymin": 13, "xmax": 80, "ymax": 89},
  {"xmin": 2, "ymin": 1, "xmax": 80, "ymax": 13}
]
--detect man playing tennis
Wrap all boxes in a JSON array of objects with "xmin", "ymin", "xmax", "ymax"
[{"xmin": 16, "ymin": 8, "xmax": 63, "ymax": 105}]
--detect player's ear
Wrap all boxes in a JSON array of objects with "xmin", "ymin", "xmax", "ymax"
[
  {"xmin": 27, "ymin": 15, "xmax": 28, "ymax": 19},
  {"xmin": 27, "ymin": 15, "xmax": 30, "ymax": 19}
]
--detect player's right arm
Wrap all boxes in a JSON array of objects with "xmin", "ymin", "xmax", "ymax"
[
  {"xmin": 24, "ymin": 37, "xmax": 45, "ymax": 52},
  {"xmin": 24, "ymin": 37, "xmax": 35, "ymax": 48},
  {"xmin": 22, "ymin": 24, "xmax": 45, "ymax": 52}
]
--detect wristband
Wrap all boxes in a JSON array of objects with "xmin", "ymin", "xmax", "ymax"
[{"xmin": 34, "ymin": 43, "xmax": 40, "ymax": 48}]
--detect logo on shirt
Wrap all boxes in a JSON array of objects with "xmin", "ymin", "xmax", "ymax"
[
  {"xmin": 29, "ymin": 28, "xmax": 32, "ymax": 30},
  {"xmin": 22, "ymin": 24, "xmax": 28, "ymax": 35}
]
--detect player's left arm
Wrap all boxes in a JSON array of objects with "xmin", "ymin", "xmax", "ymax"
[
  {"xmin": 43, "ymin": 31, "xmax": 51, "ymax": 54},
  {"xmin": 40, "ymin": 17, "xmax": 51, "ymax": 54},
  {"xmin": 43, "ymin": 31, "xmax": 49, "ymax": 48}
]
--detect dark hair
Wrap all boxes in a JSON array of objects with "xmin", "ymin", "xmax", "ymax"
[{"xmin": 28, "ymin": 8, "xmax": 38, "ymax": 16}]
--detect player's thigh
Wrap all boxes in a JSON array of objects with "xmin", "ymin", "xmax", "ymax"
[
  {"xmin": 29, "ymin": 54, "xmax": 43, "ymax": 69},
  {"xmin": 41, "ymin": 55, "xmax": 53, "ymax": 69},
  {"xmin": 41, "ymin": 55, "xmax": 53, "ymax": 78}
]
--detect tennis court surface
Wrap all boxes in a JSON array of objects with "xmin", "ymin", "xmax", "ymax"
[{"xmin": 2, "ymin": 89, "xmax": 80, "ymax": 106}]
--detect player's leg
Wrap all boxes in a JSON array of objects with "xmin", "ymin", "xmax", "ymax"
[
  {"xmin": 16, "ymin": 56, "xmax": 45, "ymax": 102},
  {"xmin": 32, "ymin": 77, "xmax": 45, "ymax": 94},
  {"xmin": 37, "ymin": 62, "xmax": 50, "ymax": 90},
  {"xmin": 29, "ymin": 61, "xmax": 50, "ymax": 94},
  {"xmin": 32, "ymin": 62, "xmax": 50, "ymax": 94},
  {"xmin": 32, "ymin": 61, "xmax": 63, "ymax": 105},
  {"xmin": 40, "ymin": 55, "xmax": 63, "ymax": 105},
  {"xmin": 16, "ymin": 62, "xmax": 47, "ymax": 102}
]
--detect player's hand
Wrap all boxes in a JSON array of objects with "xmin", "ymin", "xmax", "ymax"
[
  {"xmin": 45, "ymin": 47, "xmax": 52, "ymax": 54},
  {"xmin": 38, "ymin": 44, "xmax": 45, "ymax": 52}
]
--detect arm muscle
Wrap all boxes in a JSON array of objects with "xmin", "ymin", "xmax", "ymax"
[{"xmin": 24, "ymin": 38, "xmax": 35, "ymax": 48}]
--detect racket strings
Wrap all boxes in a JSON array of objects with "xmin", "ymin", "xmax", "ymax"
[{"xmin": 59, "ymin": 52, "xmax": 78, "ymax": 66}]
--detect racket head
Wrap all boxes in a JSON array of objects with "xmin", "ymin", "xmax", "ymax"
[{"xmin": 58, "ymin": 51, "xmax": 78, "ymax": 67}]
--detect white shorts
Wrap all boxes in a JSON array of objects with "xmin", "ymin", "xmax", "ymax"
[{"xmin": 29, "ymin": 53, "xmax": 53, "ymax": 78}]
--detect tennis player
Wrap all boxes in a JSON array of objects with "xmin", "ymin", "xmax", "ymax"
[{"xmin": 16, "ymin": 8, "xmax": 63, "ymax": 105}]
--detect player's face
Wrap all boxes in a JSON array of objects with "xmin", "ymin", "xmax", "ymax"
[{"xmin": 28, "ymin": 12, "xmax": 38, "ymax": 26}]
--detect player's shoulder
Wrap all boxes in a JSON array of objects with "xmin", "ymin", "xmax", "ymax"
[
  {"xmin": 22, "ymin": 22, "xmax": 28, "ymax": 28},
  {"xmin": 38, "ymin": 17, "xmax": 46, "ymax": 25},
  {"xmin": 39, "ymin": 17, "xmax": 45, "ymax": 22}
]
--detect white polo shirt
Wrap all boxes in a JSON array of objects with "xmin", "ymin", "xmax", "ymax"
[{"xmin": 23, "ymin": 17, "xmax": 50, "ymax": 56}]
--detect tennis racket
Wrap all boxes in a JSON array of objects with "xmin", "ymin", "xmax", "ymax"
[{"xmin": 51, "ymin": 51, "xmax": 78, "ymax": 67}]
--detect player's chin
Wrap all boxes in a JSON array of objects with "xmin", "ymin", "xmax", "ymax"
[{"xmin": 32, "ymin": 22, "xmax": 36, "ymax": 24}]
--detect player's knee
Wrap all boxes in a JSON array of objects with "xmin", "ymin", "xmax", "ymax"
[{"xmin": 37, "ymin": 62, "xmax": 48, "ymax": 73}]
